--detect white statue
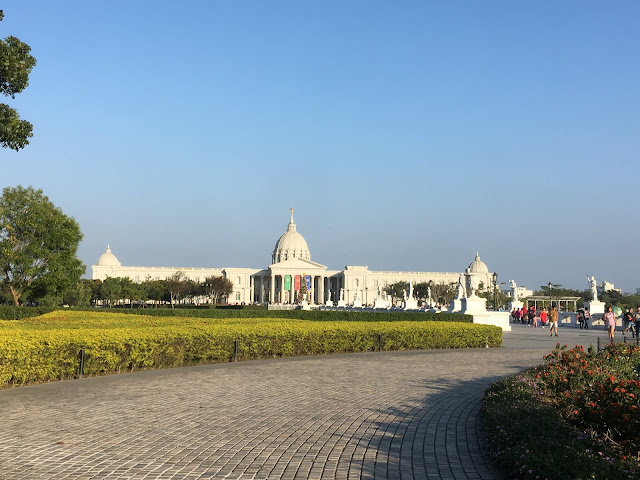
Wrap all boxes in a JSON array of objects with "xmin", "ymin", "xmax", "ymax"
[
  {"xmin": 455, "ymin": 275, "xmax": 465, "ymax": 299},
  {"xmin": 408, "ymin": 281, "xmax": 414, "ymax": 299},
  {"xmin": 377, "ymin": 284, "xmax": 382, "ymax": 299},
  {"xmin": 509, "ymin": 280, "xmax": 518, "ymax": 301},
  {"xmin": 588, "ymin": 276, "xmax": 598, "ymax": 302},
  {"xmin": 465, "ymin": 275, "xmax": 476, "ymax": 297},
  {"xmin": 427, "ymin": 286, "xmax": 432, "ymax": 305},
  {"xmin": 353, "ymin": 290, "xmax": 359, "ymax": 301}
]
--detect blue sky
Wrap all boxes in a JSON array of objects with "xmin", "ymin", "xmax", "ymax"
[{"xmin": 2, "ymin": 1, "xmax": 638, "ymax": 293}]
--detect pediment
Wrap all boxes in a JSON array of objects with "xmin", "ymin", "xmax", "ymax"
[{"xmin": 269, "ymin": 258, "xmax": 326, "ymax": 271}]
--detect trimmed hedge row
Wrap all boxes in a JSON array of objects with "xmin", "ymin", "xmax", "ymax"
[
  {"xmin": 0, "ymin": 313, "xmax": 500, "ymax": 387},
  {"xmin": 74, "ymin": 307, "xmax": 473, "ymax": 323},
  {"xmin": 0, "ymin": 306, "xmax": 56, "ymax": 320}
]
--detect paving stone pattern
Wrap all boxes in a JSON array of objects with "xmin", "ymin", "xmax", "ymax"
[{"xmin": 0, "ymin": 324, "xmax": 609, "ymax": 479}]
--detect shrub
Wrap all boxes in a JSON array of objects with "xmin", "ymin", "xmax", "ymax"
[
  {"xmin": 0, "ymin": 310, "xmax": 499, "ymax": 388},
  {"xmin": 482, "ymin": 343, "xmax": 640, "ymax": 479}
]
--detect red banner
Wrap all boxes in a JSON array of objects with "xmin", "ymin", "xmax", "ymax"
[{"xmin": 294, "ymin": 275, "xmax": 301, "ymax": 290}]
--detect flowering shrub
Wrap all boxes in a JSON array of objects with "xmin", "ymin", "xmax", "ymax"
[{"xmin": 482, "ymin": 343, "xmax": 640, "ymax": 479}]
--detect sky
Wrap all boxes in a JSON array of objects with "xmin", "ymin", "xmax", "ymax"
[{"xmin": 1, "ymin": 1, "xmax": 639, "ymax": 293}]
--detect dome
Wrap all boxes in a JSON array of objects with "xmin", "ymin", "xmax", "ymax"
[
  {"xmin": 97, "ymin": 245, "xmax": 121, "ymax": 267},
  {"xmin": 467, "ymin": 252, "xmax": 488, "ymax": 274},
  {"xmin": 272, "ymin": 209, "xmax": 310, "ymax": 264}
]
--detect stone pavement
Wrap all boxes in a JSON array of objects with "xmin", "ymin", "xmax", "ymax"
[{"xmin": 0, "ymin": 323, "xmax": 615, "ymax": 479}]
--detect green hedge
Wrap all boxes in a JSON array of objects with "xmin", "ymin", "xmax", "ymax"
[
  {"xmin": 74, "ymin": 307, "xmax": 472, "ymax": 323},
  {"xmin": 0, "ymin": 319, "xmax": 500, "ymax": 387},
  {"xmin": 0, "ymin": 306, "xmax": 56, "ymax": 320}
]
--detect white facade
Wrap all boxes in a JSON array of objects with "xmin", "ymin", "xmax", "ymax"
[{"xmin": 92, "ymin": 210, "xmax": 495, "ymax": 306}]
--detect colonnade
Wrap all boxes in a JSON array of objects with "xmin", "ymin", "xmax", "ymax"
[{"xmin": 250, "ymin": 274, "xmax": 343, "ymax": 305}]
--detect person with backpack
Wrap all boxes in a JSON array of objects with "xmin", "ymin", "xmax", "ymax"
[
  {"xmin": 622, "ymin": 308, "xmax": 634, "ymax": 335},
  {"xmin": 583, "ymin": 309, "xmax": 590, "ymax": 329}
]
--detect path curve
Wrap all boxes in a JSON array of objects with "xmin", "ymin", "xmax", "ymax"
[{"xmin": 0, "ymin": 324, "xmax": 606, "ymax": 479}]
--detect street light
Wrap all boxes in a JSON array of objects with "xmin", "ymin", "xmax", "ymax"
[
  {"xmin": 492, "ymin": 272, "xmax": 498, "ymax": 311},
  {"xmin": 548, "ymin": 282, "xmax": 552, "ymax": 309}
]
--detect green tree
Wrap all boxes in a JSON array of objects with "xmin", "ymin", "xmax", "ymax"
[
  {"xmin": 384, "ymin": 281, "xmax": 408, "ymax": 306},
  {"xmin": 146, "ymin": 279, "xmax": 167, "ymax": 307},
  {"xmin": 101, "ymin": 277, "xmax": 122, "ymax": 307},
  {"xmin": 204, "ymin": 275, "xmax": 233, "ymax": 304},
  {"xmin": 0, "ymin": 11, "xmax": 37, "ymax": 151},
  {"xmin": 62, "ymin": 279, "xmax": 92, "ymax": 307},
  {"xmin": 0, "ymin": 186, "xmax": 84, "ymax": 305},
  {"xmin": 166, "ymin": 271, "xmax": 188, "ymax": 307}
]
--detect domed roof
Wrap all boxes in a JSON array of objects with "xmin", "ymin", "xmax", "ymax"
[
  {"xmin": 97, "ymin": 245, "xmax": 121, "ymax": 267},
  {"xmin": 272, "ymin": 209, "xmax": 310, "ymax": 264},
  {"xmin": 467, "ymin": 252, "xmax": 488, "ymax": 274}
]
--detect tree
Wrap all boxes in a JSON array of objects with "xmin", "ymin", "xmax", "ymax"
[
  {"xmin": 101, "ymin": 277, "xmax": 122, "ymax": 307},
  {"xmin": 204, "ymin": 275, "xmax": 233, "ymax": 304},
  {"xmin": 0, "ymin": 186, "xmax": 84, "ymax": 305},
  {"xmin": 166, "ymin": 271, "xmax": 188, "ymax": 307},
  {"xmin": 146, "ymin": 279, "xmax": 167, "ymax": 307},
  {"xmin": 384, "ymin": 281, "xmax": 408, "ymax": 306},
  {"xmin": 0, "ymin": 11, "xmax": 37, "ymax": 151},
  {"xmin": 62, "ymin": 279, "xmax": 93, "ymax": 307}
]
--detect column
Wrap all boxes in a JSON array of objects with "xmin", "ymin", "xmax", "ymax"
[
  {"xmin": 270, "ymin": 275, "xmax": 275, "ymax": 304},
  {"xmin": 249, "ymin": 276, "xmax": 254, "ymax": 304},
  {"xmin": 318, "ymin": 276, "xmax": 324, "ymax": 305},
  {"xmin": 279, "ymin": 275, "xmax": 284, "ymax": 303},
  {"xmin": 309, "ymin": 275, "xmax": 314, "ymax": 304},
  {"xmin": 260, "ymin": 277, "xmax": 265, "ymax": 304}
]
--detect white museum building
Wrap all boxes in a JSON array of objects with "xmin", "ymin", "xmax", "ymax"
[{"xmin": 92, "ymin": 210, "xmax": 495, "ymax": 306}]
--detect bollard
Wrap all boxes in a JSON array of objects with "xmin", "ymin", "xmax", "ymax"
[
  {"xmin": 79, "ymin": 348, "xmax": 85, "ymax": 378},
  {"xmin": 624, "ymin": 336, "xmax": 627, "ymax": 344},
  {"xmin": 597, "ymin": 337, "xmax": 600, "ymax": 352},
  {"xmin": 234, "ymin": 340, "xmax": 239, "ymax": 362},
  {"xmin": 378, "ymin": 334, "xmax": 382, "ymax": 352}
]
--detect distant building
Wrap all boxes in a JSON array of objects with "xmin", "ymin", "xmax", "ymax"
[
  {"xmin": 598, "ymin": 281, "xmax": 621, "ymax": 294},
  {"xmin": 92, "ymin": 210, "xmax": 495, "ymax": 305}
]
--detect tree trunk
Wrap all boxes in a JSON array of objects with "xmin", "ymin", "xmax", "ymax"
[{"xmin": 10, "ymin": 285, "xmax": 20, "ymax": 306}]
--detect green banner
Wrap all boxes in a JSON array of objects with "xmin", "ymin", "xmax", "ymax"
[{"xmin": 284, "ymin": 275, "xmax": 291, "ymax": 290}]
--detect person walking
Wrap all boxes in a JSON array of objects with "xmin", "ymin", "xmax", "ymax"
[
  {"xmin": 622, "ymin": 308, "xmax": 634, "ymax": 335},
  {"xmin": 540, "ymin": 307, "xmax": 548, "ymax": 329},
  {"xmin": 549, "ymin": 305, "xmax": 559, "ymax": 336},
  {"xmin": 604, "ymin": 306, "xmax": 616, "ymax": 343},
  {"xmin": 584, "ymin": 309, "xmax": 590, "ymax": 329},
  {"xmin": 634, "ymin": 307, "xmax": 640, "ymax": 339}
]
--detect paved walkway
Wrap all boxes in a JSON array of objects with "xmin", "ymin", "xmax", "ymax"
[{"xmin": 0, "ymin": 324, "xmax": 616, "ymax": 479}]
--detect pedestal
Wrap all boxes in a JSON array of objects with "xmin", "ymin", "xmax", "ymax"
[
  {"xmin": 402, "ymin": 299, "xmax": 419, "ymax": 310},
  {"xmin": 462, "ymin": 295, "xmax": 487, "ymax": 314},
  {"xmin": 448, "ymin": 298, "xmax": 463, "ymax": 313},
  {"xmin": 373, "ymin": 299, "xmax": 389, "ymax": 309},
  {"xmin": 337, "ymin": 300, "xmax": 346, "ymax": 307},
  {"xmin": 585, "ymin": 300, "xmax": 605, "ymax": 315},
  {"xmin": 508, "ymin": 300, "xmax": 524, "ymax": 311},
  {"xmin": 352, "ymin": 298, "xmax": 363, "ymax": 308}
]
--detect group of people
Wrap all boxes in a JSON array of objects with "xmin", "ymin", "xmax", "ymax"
[
  {"xmin": 511, "ymin": 304, "xmax": 640, "ymax": 344},
  {"xmin": 605, "ymin": 306, "xmax": 640, "ymax": 343},
  {"xmin": 510, "ymin": 306, "xmax": 559, "ymax": 336}
]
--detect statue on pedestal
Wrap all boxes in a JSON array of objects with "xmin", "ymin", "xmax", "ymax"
[{"xmin": 509, "ymin": 280, "xmax": 518, "ymax": 301}]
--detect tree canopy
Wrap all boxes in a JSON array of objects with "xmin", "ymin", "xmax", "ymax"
[
  {"xmin": 0, "ymin": 186, "xmax": 84, "ymax": 305},
  {"xmin": 0, "ymin": 11, "xmax": 37, "ymax": 151}
]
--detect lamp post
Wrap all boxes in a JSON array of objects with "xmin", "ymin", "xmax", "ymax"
[
  {"xmin": 492, "ymin": 272, "xmax": 498, "ymax": 311},
  {"xmin": 548, "ymin": 282, "xmax": 552, "ymax": 309},
  {"xmin": 365, "ymin": 287, "xmax": 368, "ymax": 307}
]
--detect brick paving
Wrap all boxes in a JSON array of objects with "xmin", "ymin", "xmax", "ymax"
[{"xmin": 0, "ymin": 323, "xmax": 609, "ymax": 479}]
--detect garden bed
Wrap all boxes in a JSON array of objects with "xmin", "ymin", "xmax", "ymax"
[{"xmin": 482, "ymin": 342, "xmax": 640, "ymax": 479}]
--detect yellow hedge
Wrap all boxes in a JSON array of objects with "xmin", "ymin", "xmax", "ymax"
[{"xmin": 0, "ymin": 311, "xmax": 502, "ymax": 387}]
